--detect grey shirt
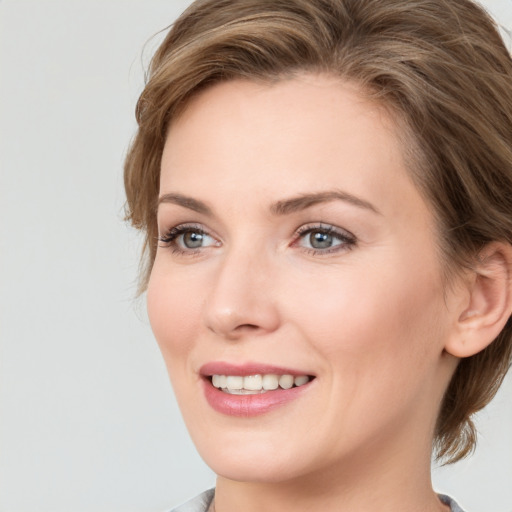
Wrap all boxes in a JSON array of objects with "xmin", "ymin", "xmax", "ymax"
[
  {"xmin": 171, "ymin": 489, "xmax": 214, "ymax": 512},
  {"xmin": 170, "ymin": 489, "xmax": 466, "ymax": 512}
]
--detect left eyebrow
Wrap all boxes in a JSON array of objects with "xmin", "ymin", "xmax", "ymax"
[{"xmin": 269, "ymin": 190, "xmax": 381, "ymax": 216}]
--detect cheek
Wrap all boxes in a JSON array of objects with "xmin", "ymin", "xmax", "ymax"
[
  {"xmin": 146, "ymin": 265, "xmax": 203, "ymax": 363},
  {"xmin": 283, "ymin": 254, "xmax": 446, "ymax": 367},
  {"xmin": 279, "ymin": 259, "xmax": 449, "ymax": 447}
]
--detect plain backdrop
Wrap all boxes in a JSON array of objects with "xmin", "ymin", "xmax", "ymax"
[{"xmin": 1, "ymin": 1, "xmax": 511, "ymax": 511}]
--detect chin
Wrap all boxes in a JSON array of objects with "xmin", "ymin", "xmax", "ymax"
[
  {"xmin": 209, "ymin": 458, "xmax": 305, "ymax": 484},
  {"xmin": 191, "ymin": 431, "xmax": 311, "ymax": 484}
]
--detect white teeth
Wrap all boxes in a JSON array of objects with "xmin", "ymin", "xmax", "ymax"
[
  {"xmin": 217, "ymin": 375, "xmax": 227, "ymax": 388},
  {"xmin": 262, "ymin": 374, "xmax": 279, "ymax": 390},
  {"xmin": 211, "ymin": 373, "xmax": 311, "ymax": 393},
  {"xmin": 279, "ymin": 374, "xmax": 294, "ymax": 389},
  {"xmin": 226, "ymin": 376, "xmax": 244, "ymax": 390},
  {"xmin": 294, "ymin": 375, "xmax": 310, "ymax": 387},
  {"xmin": 243, "ymin": 374, "xmax": 263, "ymax": 390}
]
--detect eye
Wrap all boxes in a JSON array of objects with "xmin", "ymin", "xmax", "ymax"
[
  {"xmin": 306, "ymin": 231, "xmax": 336, "ymax": 249},
  {"xmin": 158, "ymin": 224, "xmax": 219, "ymax": 253},
  {"xmin": 295, "ymin": 224, "xmax": 356, "ymax": 254},
  {"xmin": 181, "ymin": 230, "xmax": 207, "ymax": 249}
]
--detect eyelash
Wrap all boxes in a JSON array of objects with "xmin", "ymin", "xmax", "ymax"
[
  {"xmin": 157, "ymin": 223, "xmax": 357, "ymax": 256},
  {"xmin": 293, "ymin": 224, "xmax": 356, "ymax": 255},
  {"xmin": 158, "ymin": 223, "xmax": 210, "ymax": 256}
]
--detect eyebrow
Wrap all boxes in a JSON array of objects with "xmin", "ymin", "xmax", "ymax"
[
  {"xmin": 270, "ymin": 190, "xmax": 381, "ymax": 216},
  {"xmin": 157, "ymin": 193, "xmax": 213, "ymax": 216},
  {"xmin": 157, "ymin": 190, "xmax": 381, "ymax": 216}
]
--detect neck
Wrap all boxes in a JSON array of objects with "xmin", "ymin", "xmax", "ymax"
[{"xmin": 215, "ymin": 466, "xmax": 447, "ymax": 512}]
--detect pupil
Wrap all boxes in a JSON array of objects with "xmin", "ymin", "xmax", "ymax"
[
  {"xmin": 184, "ymin": 231, "xmax": 203, "ymax": 248},
  {"xmin": 310, "ymin": 231, "xmax": 332, "ymax": 249}
]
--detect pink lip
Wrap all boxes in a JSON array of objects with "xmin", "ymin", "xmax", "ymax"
[
  {"xmin": 199, "ymin": 361, "xmax": 312, "ymax": 377},
  {"xmin": 199, "ymin": 361, "xmax": 315, "ymax": 417}
]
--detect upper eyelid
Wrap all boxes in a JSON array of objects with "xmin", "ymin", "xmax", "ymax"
[
  {"xmin": 295, "ymin": 223, "xmax": 355, "ymax": 239},
  {"xmin": 157, "ymin": 221, "xmax": 220, "ymax": 243},
  {"xmin": 158, "ymin": 222, "xmax": 209, "ymax": 236}
]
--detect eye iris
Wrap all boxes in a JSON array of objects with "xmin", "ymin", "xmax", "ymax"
[
  {"xmin": 183, "ymin": 231, "xmax": 204, "ymax": 248},
  {"xmin": 309, "ymin": 231, "xmax": 333, "ymax": 249}
]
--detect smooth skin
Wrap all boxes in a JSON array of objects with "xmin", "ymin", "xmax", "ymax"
[{"xmin": 147, "ymin": 74, "xmax": 512, "ymax": 512}]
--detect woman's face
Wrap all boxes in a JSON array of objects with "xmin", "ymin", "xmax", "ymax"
[{"xmin": 148, "ymin": 75, "xmax": 459, "ymax": 483}]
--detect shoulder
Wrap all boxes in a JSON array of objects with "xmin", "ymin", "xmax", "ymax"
[
  {"xmin": 168, "ymin": 489, "xmax": 215, "ymax": 512},
  {"xmin": 439, "ymin": 494, "xmax": 466, "ymax": 512}
]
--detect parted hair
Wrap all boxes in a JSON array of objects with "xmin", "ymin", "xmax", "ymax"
[{"xmin": 124, "ymin": 0, "xmax": 512, "ymax": 463}]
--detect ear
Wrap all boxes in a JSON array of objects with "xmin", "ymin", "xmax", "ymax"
[{"xmin": 445, "ymin": 242, "xmax": 512, "ymax": 358}]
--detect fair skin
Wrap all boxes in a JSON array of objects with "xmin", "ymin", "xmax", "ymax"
[{"xmin": 147, "ymin": 74, "xmax": 503, "ymax": 512}]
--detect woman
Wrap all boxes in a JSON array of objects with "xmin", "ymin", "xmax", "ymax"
[{"xmin": 124, "ymin": 0, "xmax": 512, "ymax": 511}]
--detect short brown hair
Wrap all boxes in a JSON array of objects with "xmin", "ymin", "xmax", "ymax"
[{"xmin": 124, "ymin": 0, "xmax": 512, "ymax": 463}]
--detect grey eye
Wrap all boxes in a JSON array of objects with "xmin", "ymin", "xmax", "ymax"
[
  {"xmin": 309, "ymin": 231, "xmax": 334, "ymax": 249},
  {"xmin": 182, "ymin": 231, "xmax": 206, "ymax": 248},
  {"xmin": 296, "ymin": 225, "xmax": 355, "ymax": 253}
]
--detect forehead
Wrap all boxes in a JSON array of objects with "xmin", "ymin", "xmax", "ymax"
[
  {"xmin": 166, "ymin": 74, "xmax": 396, "ymax": 146},
  {"xmin": 163, "ymin": 75, "xmax": 403, "ymax": 184}
]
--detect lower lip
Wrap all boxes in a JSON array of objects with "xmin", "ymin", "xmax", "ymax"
[{"xmin": 202, "ymin": 378, "xmax": 313, "ymax": 417}]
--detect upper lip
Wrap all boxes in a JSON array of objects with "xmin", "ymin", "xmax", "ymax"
[{"xmin": 199, "ymin": 361, "xmax": 314, "ymax": 377}]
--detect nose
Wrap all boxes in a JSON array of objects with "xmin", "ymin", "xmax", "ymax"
[{"xmin": 203, "ymin": 247, "xmax": 280, "ymax": 340}]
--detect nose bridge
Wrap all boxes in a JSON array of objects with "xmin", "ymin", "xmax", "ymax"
[{"xmin": 203, "ymin": 240, "xmax": 279, "ymax": 339}]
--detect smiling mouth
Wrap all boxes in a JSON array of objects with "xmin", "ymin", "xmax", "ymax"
[{"xmin": 209, "ymin": 374, "xmax": 313, "ymax": 394}]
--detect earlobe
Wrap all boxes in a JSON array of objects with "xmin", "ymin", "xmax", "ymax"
[{"xmin": 445, "ymin": 242, "xmax": 512, "ymax": 358}]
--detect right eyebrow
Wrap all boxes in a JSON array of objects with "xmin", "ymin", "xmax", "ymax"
[{"xmin": 156, "ymin": 193, "xmax": 213, "ymax": 216}]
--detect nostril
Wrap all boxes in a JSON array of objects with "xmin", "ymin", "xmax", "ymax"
[{"xmin": 235, "ymin": 324, "xmax": 259, "ymax": 331}]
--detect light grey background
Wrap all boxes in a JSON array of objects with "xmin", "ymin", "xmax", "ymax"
[{"xmin": 0, "ymin": 1, "xmax": 511, "ymax": 511}]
